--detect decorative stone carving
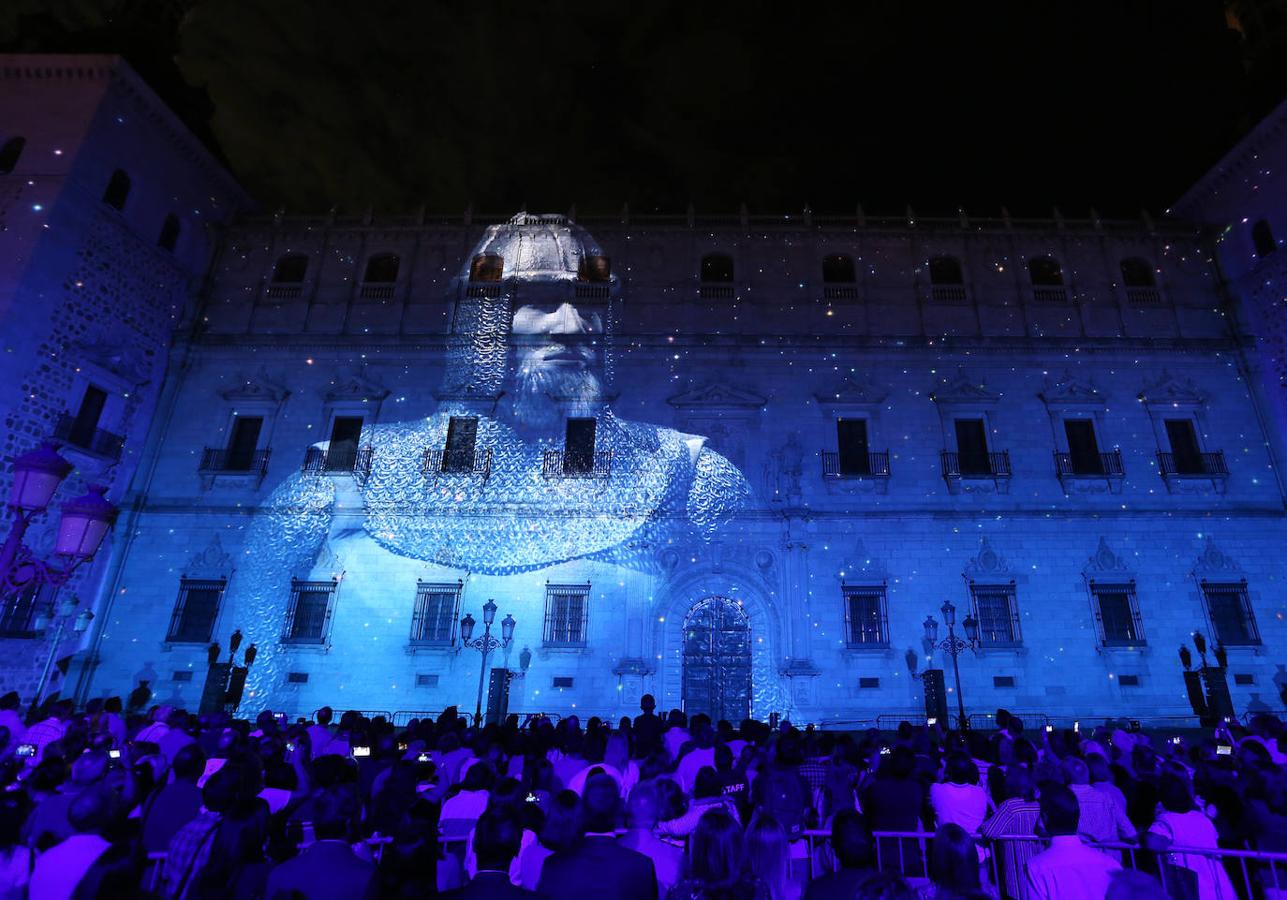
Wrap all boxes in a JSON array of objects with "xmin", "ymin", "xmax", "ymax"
[
  {"xmin": 841, "ymin": 539, "xmax": 887, "ymax": 583},
  {"xmin": 220, "ymin": 370, "xmax": 290, "ymax": 404},
  {"xmin": 1192, "ymin": 537, "xmax": 1243, "ymax": 580},
  {"xmin": 667, "ymin": 383, "xmax": 767, "ymax": 410},
  {"xmin": 184, "ymin": 534, "xmax": 233, "ymax": 580},
  {"xmin": 964, "ymin": 537, "xmax": 1011, "ymax": 581},
  {"xmin": 323, "ymin": 371, "xmax": 389, "ymax": 403},
  {"xmin": 1083, "ymin": 537, "xmax": 1132, "ymax": 581},
  {"xmin": 930, "ymin": 369, "xmax": 1001, "ymax": 406},
  {"xmin": 1040, "ymin": 370, "xmax": 1105, "ymax": 408},
  {"xmin": 1138, "ymin": 370, "xmax": 1207, "ymax": 407},
  {"xmin": 814, "ymin": 376, "xmax": 888, "ymax": 418}
]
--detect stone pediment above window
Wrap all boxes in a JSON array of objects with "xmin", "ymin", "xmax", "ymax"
[
  {"xmin": 1083, "ymin": 537, "xmax": 1133, "ymax": 581},
  {"xmin": 323, "ymin": 371, "xmax": 389, "ymax": 404},
  {"xmin": 219, "ymin": 371, "xmax": 289, "ymax": 405},
  {"xmin": 814, "ymin": 377, "xmax": 888, "ymax": 417},
  {"xmin": 1191, "ymin": 537, "xmax": 1243, "ymax": 580},
  {"xmin": 297, "ymin": 542, "xmax": 345, "ymax": 582},
  {"xmin": 667, "ymin": 382, "xmax": 767, "ymax": 411},
  {"xmin": 68, "ymin": 340, "xmax": 151, "ymax": 390},
  {"xmin": 839, "ymin": 539, "xmax": 888, "ymax": 583},
  {"xmin": 1138, "ymin": 370, "xmax": 1207, "ymax": 408},
  {"xmin": 964, "ymin": 537, "xmax": 1011, "ymax": 581},
  {"xmin": 1040, "ymin": 371, "xmax": 1106, "ymax": 409},
  {"xmin": 930, "ymin": 369, "xmax": 1000, "ymax": 406},
  {"xmin": 184, "ymin": 534, "xmax": 233, "ymax": 580}
]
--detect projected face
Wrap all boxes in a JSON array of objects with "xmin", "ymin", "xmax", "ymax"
[{"xmin": 510, "ymin": 299, "xmax": 606, "ymax": 427}]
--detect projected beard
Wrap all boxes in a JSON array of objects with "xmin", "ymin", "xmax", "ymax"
[{"xmin": 509, "ymin": 301, "xmax": 605, "ymax": 430}]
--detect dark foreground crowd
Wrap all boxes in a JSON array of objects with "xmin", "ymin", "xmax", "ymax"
[{"xmin": 0, "ymin": 691, "xmax": 1283, "ymax": 899}]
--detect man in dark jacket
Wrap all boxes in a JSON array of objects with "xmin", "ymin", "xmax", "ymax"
[
  {"xmin": 803, "ymin": 810, "xmax": 874, "ymax": 900},
  {"xmin": 442, "ymin": 808, "xmax": 535, "ymax": 898},
  {"xmin": 265, "ymin": 786, "xmax": 376, "ymax": 899},
  {"xmin": 537, "ymin": 773, "xmax": 657, "ymax": 900}
]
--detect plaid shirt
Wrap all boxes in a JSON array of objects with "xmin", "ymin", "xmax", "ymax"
[
  {"xmin": 23, "ymin": 717, "xmax": 65, "ymax": 761},
  {"xmin": 161, "ymin": 811, "xmax": 221, "ymax": 900},
  {"xmin": 798, "ymin": 759, "xmax": 828, "ymax": 792}
]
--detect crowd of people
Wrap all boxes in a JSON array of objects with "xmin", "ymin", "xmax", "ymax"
[{"xmin": 0, "ymin": 688, "xmax": 1282, "ymax": 899}]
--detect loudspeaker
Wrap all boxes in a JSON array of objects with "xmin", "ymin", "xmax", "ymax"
[
  {"xmin": 485, "ymin": 667, "xmax": 511, "ymax": 726},
  {"xmin": 199, "ymin": 662, "xmax": 231, "ymax": 715},
  {"xmin": 922, "ymin": 668, "xmax": 949, "ymax": 724}
]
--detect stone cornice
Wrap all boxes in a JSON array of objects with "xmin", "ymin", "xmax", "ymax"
[{"xmin": 1172, "ymin": 96, "xmax": 1287, "ymax": 218}]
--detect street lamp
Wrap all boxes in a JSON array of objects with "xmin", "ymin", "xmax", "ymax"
[
  {"xmin": 924, "ymin": 600, "xmax": 980, "ymax": 730},
  {"xmin": 458, "ymin": 599, "xmax": 515, "ymax": 725},
  {"xmin": 29, "ymin": 595, "xmax": 94, "ymax": 716}
]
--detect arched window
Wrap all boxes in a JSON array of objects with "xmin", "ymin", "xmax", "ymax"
[
  {"xmin": 102, "ymin": 169, "xmax": 131, "ymax": 210},
  {"xmin": 1028, "ymin": 257, "xmax": 1064, "ymax": 286},
  {"xmin": 578, "ymin": 255, "xmax": 611, "ymax": 282},
  {"xmin": 469, "ymin": 254, "xmax": 504, "ymax": 282},
  {"xmin": 701, "ymin": 253, "xmax": 734, "ymax": 283},
  {"xmin": 157, "ymin": 214, "xmax": 181, "ymax": 252},
  {"xmin": 363, "ymin": 253, "xmax": 400, "ymax": 283},
  {"xmin": 1120, "ymin": 257, "xmax": 1155, "ymax": 287},
  {"xmin": 1252, "ymin": 219, "xmax": 1277, "ymax": 257},
  {"xmin": 271, "ymin": 253, "xmax": 309, "ymax": 283},
  {"xmin": 928, "ymin": 256, "xmax": 964, "ymax": 285},
  {"xmin": 822, "ymin": 254, "xmax": 856, "ymax": 283},
  {"xmin": 0, "ymin": 136, "xmax": 25, "ymax": 174}
]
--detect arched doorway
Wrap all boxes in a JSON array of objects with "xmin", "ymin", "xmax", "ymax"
[{"xmin": 682, "ymin": 596, "xmax": 751, "ymax": 723}]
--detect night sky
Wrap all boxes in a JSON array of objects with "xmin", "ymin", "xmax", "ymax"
[{"xmin": 3, "ymin": 1, "xmax": 1282, "ymax": 217}]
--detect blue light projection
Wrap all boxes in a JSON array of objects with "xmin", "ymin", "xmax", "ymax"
[{"xmin": 233, "ymin": 215, "xmax": 753, "ymax": 706}]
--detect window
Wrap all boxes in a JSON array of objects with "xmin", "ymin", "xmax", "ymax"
[
  {"xmin": 837, "ymin": 419, "xmax": 871, "ymax": 475},
  {"xmin": 1165, "ymin": 419, "xmax": 1204, "ymax": 475},
  {"xmin": 969, "ymin": 582, "xmax": 1020, "ymax": 646},
  {"xmin": 993, "ymin": 675, "xmax": 1016, "ymax": 688},
  {"xmin": 470, "ymin": 254, "xmax": 504, "ymax": 282},
  {"xmin": 844, "ymin": 585, "xmax": 889, "ymax": 648},
  {"xmin": 172, "ymin": 671, "xmax": 194, "ymax": 682},
  {"xmin": 579, "ymin": 255, "xmax": 611, "ymax": 282},
  {"xmin": 543, "ymin": 583, "xmax": 589, "ymax": 646},
  {"xmin": 700, "ymin": 253, "xmax": 734, "ymax": 283},
  {"xmin": 1027, "ymin": 257, "xmax": 1064, "ymax": 286},
  {"xmin": 1201, "ymin": 581, "xmax": 1260, "ymax": 646},
  {"xmin": 954, "ymin": 419, "xmax": 991, "ymax": 476},
  {"xmin": 1118, "ymin": 674, "xmax": 1140, "ymax": 686},
  {"xmin": 0, "ymin": 585, "xmax": 40, "ymax": 636},
  {"xmin": 1064, "ymin": 419, "xmax": 1103, "ymax": 475},
  {"xmin": 363, "ymin": 253, "xmax": 400, "ymax": 283},
  {"xmin": 166, "ymin": 578, "xmax": 225, "ymax": 643},
  {"xmin": 225, "ymin": 416, "xmax": 263, "ymax": 471},
  {"xmin": 0, "ymin": 136, "xmax": 25, "ymax": 174},
  {"xmin": 1252, "ymin": 219, "xmax": 1276, "ymax": 257},
  {"xmin": 1234, "ymin": 673, "xmax": 1255, "ymax": 686},
  {"xmin": 410, "ymin": 581, "xmax": 461, "ymax": 643},
  {"xmin": 1090, "ymin": 582, "xmax": 1144, "ymax": 646},
  {"xmin": 286, "ymin": 672, "xmax": 309, "ymax": 684},
  {"xmin": 1120, "ymin": 258, "xmax": 1155, "ymax": 287},
  {"xmin": 442, "ymin": 416, "xmax": 479, "ymax": 473},
  {"xmin": 822, "ymin": 254, "xmax": 856, "ymax": 283},
  {"xmin": 320, "ymin": 416, "xmax": 363, "ymax": 471},
  {"xmin": 67, "ymin": 385, "xmax": 108, "ymax": 449},
  {"xmin": 553, "ymin": 676, "xmax": 575, "ymax": 688},
  {"xmin": 102, "ymin": 169, "xmax": 130, "ymax": 210},
  {"xmin": 158, "ymin": 214, "xmax": 181, "ymax": 252},
  {"xmin": 272, "ymin": 254, "xmax": 309, "ymax": 283},
  {"xmin": 564, "ymin": 418, "xmax": 596, "ymax": 475},
  {"xmin": 284, "ymin": 579, "xmax": 337, "ymax": 643},
  {"xmin": 858, "ymin": 677, "xmax": 881, "ymax": 689},
  {"xmin": 929, "ymin": 256, "xmax": 964, "ymax": 285},
  {"xmin": 416, "ymin": 674, "xmax": 439, "ymax": 687}
]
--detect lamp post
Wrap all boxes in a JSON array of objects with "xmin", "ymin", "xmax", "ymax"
[
  {"xmin": 29, "ymin": 596, "xmax": 94, "ymax": 716},
  {"xmin": 923, "ymin": 600, "xmax": 980, "ymax": 730},
  {"xmin": 458, "ymin": 599, "xmax": 515, "ymax": 725}
]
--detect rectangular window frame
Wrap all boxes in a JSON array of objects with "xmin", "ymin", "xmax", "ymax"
[
  {"xmin": 166, "ymin": 578, "xmax": 227, "ymax": 644},
  {"xmin": 283, "ymin": 578, "xmax": 338, "ymax": 645},
  {"xmin": 1088, "ymin": 580, "xmax": 1146, "ymax": 647},
  {"xmin": 1200, "ymin": 579, "xmax": 1261, "ymax": 647},
  {"xmin": 967, "ymin": 580, "xmax": 1022, "ymax": 648},
  {"xmin": 410, "ymin": 580, "xmax": 462, "ymax": 645},
  {"xmin": 843, "ymin": 583, "xmax": 890, "ymax": 649},
  {"xmin": 0, "ymin": 585, "xmax": 42, "ymax": 638},
  {"xmin": 543, "ymin": 582, "xmax": 590, "ymax": 648}
]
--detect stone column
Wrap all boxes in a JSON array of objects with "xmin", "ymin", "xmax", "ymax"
[{"xmin": 780, "ymin": 513, "xmax": 818, "ymax": 718}]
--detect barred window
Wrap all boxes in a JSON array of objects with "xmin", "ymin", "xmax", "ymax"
[
  {"xmin": 284, "ymin": 579, "xmax": 337, "ymax": 644},
  {"xmin": 543, "ymin": 583, "xmax": 589, "ymax": 646},
  {"xmin": 166, "ymin": 578, "xmax": 226, "ymax": 643},
  {"xmin": 0, "ymin": 585, "xmax": 40, "ymax": 637},
  {"xmin": 411, "ymin": 581, "xmax": 461, "ymax": 643},
  {"xmin": 969, "ymin": 582, "xmax": 1021, "ymax": 646},
  {"xmin": 1090, "ymin": 581, "xmax": 1144, "ymax": 646},
  {"xmin": 1201, "ymin": 581, "xmax": 1260, "ymax": 646},
  {"xmin": 844, "ymin": 585, "xmax": 889, "ymax": 648}
]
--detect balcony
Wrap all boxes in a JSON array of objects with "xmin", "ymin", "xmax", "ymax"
[
  {"xmin": 822, "ymin": 285, "xmax": 859, "ymax": 300},
  {"xmin": 465, "ymin": 283, "xmax": 502, "ymax": 299},
  {"xmin": 1125, "ymin": 286, "xmax": 1163, "ymax": 305},
  {"xmin": 1157, "ymin": 451, "xmax": 1228, "ymax": 494},
  {"xmin": 359, "ymin": 283, "xmax": 395, "ymax": 300},
  {"xmin": 425, "ymin": 447, "xmax": 492, "ymax": 478},
  {"xmin": 1031, "ymin": 286, "xmax": 1069, "ymax": 304},
  {"xmin": 930, "ymin": 284, "xmax": 968, "ymax": 304},
  {"xmin": 542, "ymin": 450, "xmax": 612, "ymax": 479},
  {"xmin": 822, "ymin": 450, "xmax": 891, "ymax": 479},
  {"xmin": 302, "ymin": 446, "xmax": 373, "ymax": 481},
  {"xmin": 52, "ymin": 412, "xmax": 124, "ymax": 462},
  {"xmin": 941, "ymin": 450, "xmax": 1011, "ymax": 494},
  {"xmin": 574, "ymin": 283, "xmax": 610, "ymax": 300},
  {"xmin": 263, "ymin": 284, "xmax": 302, "ymax": 301},
  {"xmin": 698, "ymin": 284, "xmax": 734, "ymax": 300},
  {"xmin": 1055, "ymin": 449, "xmax": 1124, "ymax": 494},
  {"xmin": 199, "ymin": 448, "xmax": 271, "ymax": 476}
]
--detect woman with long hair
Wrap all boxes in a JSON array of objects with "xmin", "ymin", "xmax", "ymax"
[
  {"xmin": 744, "ymin": 812, "xmax": 800, "ymax": 900},
  {"xmin": 668, "ymin": 808, "xmax": 768, "ymax": 900},
  {"xmin": 924, "ymin": 823, "xmax": 994, "ymax": 899}
]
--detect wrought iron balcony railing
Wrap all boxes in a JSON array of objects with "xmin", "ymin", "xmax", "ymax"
[
  {"xmin": 1157, "ymin": 451, "xmax": 1227, "ymax": 478},
  {"xmin": 930, "ymin": 284, "xmax": 968, "ymax": 304},
  {"xmin": 52, "ymin": 412, "xmax": 124, "ymax": 462},
  {"xmin": 302, "ymin": 446, "xmax": 373, "ymax": 479},
  {"xmin": 542, "ymin": 450, "xmax": 612, "ymax": 479},
  {"xmin": 359, "ymin": 283, "xmax": 395, "ymax": 300},
  {"xmin": 263, "ymin": 284, "xmax": 302, "ymax": 301},
  {"xmin": 425, "ymin": 447, "xmax": 492, "ymax": 478},
  {"xmin": 822, "ymin": 285, "xmax": 859, "ymax": 300},
  {"xmin": 1125, "ymin": 286, "xmax": 1163, "ymax": 305},
  {"xmin": 1031, "ymin": 286, "xmax": 1069, "ymax": 304},
  {"xmin": 698, "ymin": 283, "xmax": 735, "ymax": 300},
  {"xmin": 941, "ymin": 450, "xmax": 1011, "ymax": 478},
  {"xmin": 200, "ymin": 447, "xmax": 271, "ymax": 475},
  {"xmin": 822, "ymin": 450, "xmax": 891, "ymax": 478},
  {"xmin": 1054, "ymin": 449, "xmax": 1124, "ymax": 477}
]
